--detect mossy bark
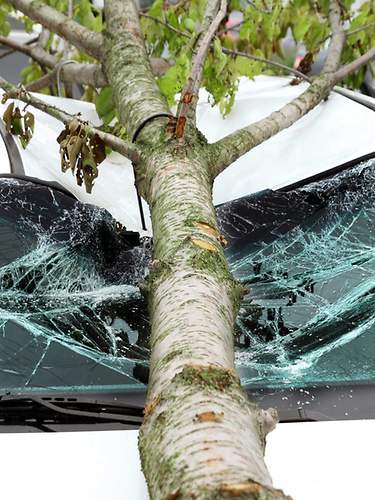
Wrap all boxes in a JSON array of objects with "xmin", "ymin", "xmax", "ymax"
[
  {"xmin": 137, "ymin": 142, "xmax": 290, "ymax": 500},
  {"xmin": 103, "ymin": 0, "xmax": 171, "ymax": 141},
  {"xmin": 102, "ymin": 2, "xmax": 289, "ymax": 497}
]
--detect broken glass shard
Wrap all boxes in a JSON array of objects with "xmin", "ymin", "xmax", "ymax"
[
  {"xmin": 218, "ymin": 157, "xmax": 375, "ymax": 388},
  {"xmin": 0, "ymin": 156, "xmax": 374, "ymax": 394},
  {"xmin": 0, "ymin": 178, "xmax": 151, "ymax": 390}
]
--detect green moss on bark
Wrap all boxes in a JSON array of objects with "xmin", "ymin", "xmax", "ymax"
[{"xmin": 176, "ymin": 365, "xmax": 239, "ymax": 391}]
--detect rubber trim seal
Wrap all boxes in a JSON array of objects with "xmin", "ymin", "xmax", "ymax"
[
  {"xmin": 278, "ymin": 151, "xmax": 375, "ymax": 192},
  {"xmin": 0, "ymin": 118, "xmax": 25, "ymax": 175}
]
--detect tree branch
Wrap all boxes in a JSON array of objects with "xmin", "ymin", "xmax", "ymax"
[
  {"xmin": 0, "ymin": 34, "xmax": 109, "ymax": 88},
  {"xmin": 0, "ymin": 33, "xmax": 169, "ymax": 89},
  {"xmin": 208, "ymin": 0, "xmax": 364, "ymax": 178},
  {"xmin": 322, "ymin": 0, "xmax": 345, "ymax": 73},
  {"xmin": 176, "ymin": 0, "xmax": 227, "ymax": 131},
  {"xmin": 0, "ymin": 35, "xmax": 39, "ymax": 60},
  {"xmin": 103, "ymin": 0, "xmax": 171, "ymax": 143},
  {"xmin": 0, "ymin": 77, "xmax": 141, "ymax": 162},
  {"xmin": 6, "ymin": 0, "xmax": 103, "ymax": 60},
  {"xmin": 208, "ymin": 75, "xmax": 337, "ymax": 178},
  {"xmin": 0, "ymin": 34, "xmax": 56, "ymax": 66},
  {"xmin": 136, "ymin": 14, "xmax": 314, "ymax": 82},
  {"xmin": 346, "ymin": 20, "xmax": 375, "ymax": 38},
  {"xmin": 334, "ymin": 45, "xmax": 375, "ymax": 81},
  {"xmin": 25, "ymin": 72, "xmax": 55, "ymax": 92}
]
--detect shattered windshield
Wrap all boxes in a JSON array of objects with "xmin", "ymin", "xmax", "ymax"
[{"xmin": 0, "ymin": 156, "xmax": 374, "ymax": 395}]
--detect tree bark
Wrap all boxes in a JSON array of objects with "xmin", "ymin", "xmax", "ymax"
[
  {"xmin": 136, "ymin": 139, "xmax": 289, "ymax": 500},
  {"xmin": 103, "ymin": 0, "xmax": 171, "ymax": 141},
  {"xmin": 100, "ymin": 2, "xmax": 288, "ymax": 497}
]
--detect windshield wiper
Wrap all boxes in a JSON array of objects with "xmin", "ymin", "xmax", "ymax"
[{"xmin": 0, "ymin": 395, "xmax": 144, "ymax": 432}]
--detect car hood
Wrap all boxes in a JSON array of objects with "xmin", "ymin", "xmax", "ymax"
[{"xmin": 0, "ymin": 420, "xmax": 374, "ymax": 500}]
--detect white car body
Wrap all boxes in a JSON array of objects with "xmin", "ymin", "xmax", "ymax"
[{"xmin": 0, "ymin": 76, "xmax": 374, "ymax": 500}]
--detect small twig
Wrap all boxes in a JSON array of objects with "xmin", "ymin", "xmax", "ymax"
[
  {"xmin": 0, "ymin": 35, "xmax": 39, "ymax": 61},
  {"xmin": 334, "ymin": 45, "xmax": 375, "ymax": 81},
  {"xmin": 322, "ymin": 0, "xmax": 345, "ymax": 73},
  {"xmin": 139, "ymin": 12, "xmax": 185, "ymax": 36},
  {"xmin": 0, "ymin": 77, "xmax": 141, "ymax": 163},
  {"xmin": 176, "ymin": 0, "xmax": 228, "ymax": 134},
  {"xmin": 245, "ymin": 0, "xmax": 272, "ymax": 14},
  {"xmin": 346, "ymin": 20, "xmax": 375, "ymax": 38},
  {"xmin": 223, "ymin": 47, "xmax": 312, "ymax": 81},
  {"xmin": 25, "ymin": 71, "xmax": 56, "ymax": 92}
]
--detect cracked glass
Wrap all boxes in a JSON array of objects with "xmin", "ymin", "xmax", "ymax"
[{"xmin": 0, "ymin": 156, "xmax": 374, "ymax": 395}]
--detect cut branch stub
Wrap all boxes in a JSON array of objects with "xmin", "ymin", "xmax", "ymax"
[
  {"xmin": 2, "ymin": 101, "xmax": 35, "ymax": 149},
  {"xmin": 57, "ymin": 118, "xmax": 106, "ymax": 194}
]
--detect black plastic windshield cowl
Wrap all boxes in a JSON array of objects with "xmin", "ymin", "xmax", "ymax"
[{"xmin": 0, "ymin": 394, "xmax": 144, "ymax": 432}]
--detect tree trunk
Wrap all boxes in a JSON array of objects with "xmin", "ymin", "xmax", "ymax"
[{"xmin": 137, "ymin": 139, "xmax": 289, "ymax": 500}]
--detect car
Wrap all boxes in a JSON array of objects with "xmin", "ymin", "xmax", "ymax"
[{"xmin": 0, "ymin": 75, "xmax": 375, "ymax": 500}]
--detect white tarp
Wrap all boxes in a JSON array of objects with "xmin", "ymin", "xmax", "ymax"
[{"xmin": 1, "ymin": 75, "xmax": 375, "ymax": 233}]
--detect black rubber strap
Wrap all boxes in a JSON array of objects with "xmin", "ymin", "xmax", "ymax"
[
  {"xmin": 131, "ymin": 112, "xmax": 172, "ymax": 143},
  {"xmin": 132, "ymin": 113, "xmax": 172, "ymax": 231}
]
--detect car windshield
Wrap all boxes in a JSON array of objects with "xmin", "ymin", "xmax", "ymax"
[{"xmin": 0, "ymin": 156, "xmax": 374, "ymax": 402}]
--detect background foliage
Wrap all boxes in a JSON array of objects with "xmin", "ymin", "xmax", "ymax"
[{"xmin": 1, "ymin": 0, "xmax": 374, "ymax": 120}]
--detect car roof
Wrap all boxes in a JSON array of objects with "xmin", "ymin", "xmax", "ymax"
[{"xmin": 1, "ymin": 75, "xmax": 375, "ymax": 234}]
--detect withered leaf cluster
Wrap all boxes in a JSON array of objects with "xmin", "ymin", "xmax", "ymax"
[
  {"xmin": 2, "ymin": 102, "xmax": 35, "ymax": 149},
  {"xmin": 57, "ymin": 117, "xmax": 106, "ymax": 194}
]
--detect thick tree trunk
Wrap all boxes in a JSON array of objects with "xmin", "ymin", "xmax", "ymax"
[{"xmin": 137, "ymin": 141, "xmax": 289, "ymax": 500}]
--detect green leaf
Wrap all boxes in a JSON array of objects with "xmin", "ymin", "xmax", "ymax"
[
  {"xmin": 11, "ymin": 108, "xmax": 23, "ymax": 136},
  {"xmin": 95, "ymin": 87, "xmax": 115, "ymax": 125},
  {"xmin": 2, "ymin": 102, "xmax": 14, "ymax": 132},
  {"xmin": 158, "ymin": 55, "xmax": 190, "ymax": 105},
  {"xmin": 239, "ymin": 20, "xmax": 252, "ymax": 41},
  {"xmin": 293, "ymin": 14, "xmax": 312, "ymax": 42},
  {"xmin": 20, "ymin": 62, "xmax": 43, "ymax": 85},
  {"xmin": 235, "ymin": 56, "xmax": 262, "ymax": 79},
  {"xmin": 148, "ymin": 0, "xmax": 163, "ymax": 18},
  {"xmin": 0, "ymin": 15, "xmax": 10, "ymax": 36},
  {"xmin": 77, "ymin": 0, "xmax": 102, "ymax": 31},
  {"xmin": 184, "ymin": 18, "xmax": 196, "ymax": 33},
  {"xmin": 304, "ymin": 18, "xmax": 329, "ymax": 51}
]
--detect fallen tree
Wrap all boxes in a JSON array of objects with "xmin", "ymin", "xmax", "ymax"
[{"xmin": 0, "ymin": 0, "xmax": 374, "ymax": 498}]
